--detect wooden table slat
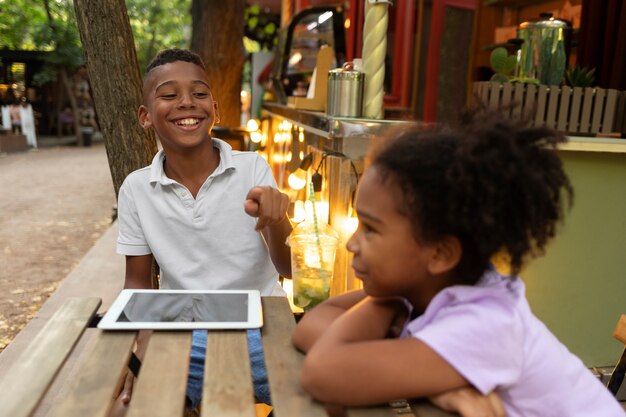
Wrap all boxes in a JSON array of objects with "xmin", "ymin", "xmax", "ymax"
[
  {"xmin": 261, "ymin": 297, "xmax": 328, "ymax": 417},
  {"xmin": 49, "ymin": 331, "xmax": 137, "ymax": 417},
  {"xmin": 202, "ymin": 331, "xmax": 256, "ymax": 417},
  {"xmin": 0, "ymin": 297, "xmax": 101, "ymax": 417},
  {"xmin": 346, "ymin": 407, "xmax": 396, "ymax": 417},
  {"xmin": 411, "ymin": 399, "xmax": 458, "ymax": 416},
  {"xmin": 128, "ymin": 332, "xmax": 192, "ymax": 417}
]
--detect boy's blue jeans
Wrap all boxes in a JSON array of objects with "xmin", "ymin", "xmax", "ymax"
[{"xmin": 186, "ymin": 329, "xmax": 271, "ymax": 409}]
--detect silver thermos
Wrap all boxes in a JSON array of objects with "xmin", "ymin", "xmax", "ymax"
[{"xmin": 326, "ymin": 60, "xmax": 364, "ymax": 118}]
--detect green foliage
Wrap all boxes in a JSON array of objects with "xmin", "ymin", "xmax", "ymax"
[
  {"xmin": 0, "ymin": 0, "xmax": 47, "ymax": 49},
  {"xmin": 126, "ymin": 0, "xmax": 192, "ymax": 71},
  {"xmin": 244, "ymin": 3, "xmax": 279, "ymax": 51},
  {"xmin": 565, "ymin": 66, "xmax": 596, "ymax": 88},
  {"xmin": 33, "ymin": 2, "xmax": 84, "ymax": 86},
  {"xmin": 509, "ymin": 77, "xmax": 540, "ymax": 85},
  {"xmin": 0, "ymin": 0, "xmax": 193, "ymax": 78}
]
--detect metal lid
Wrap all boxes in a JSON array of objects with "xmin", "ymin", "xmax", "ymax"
[
  {"xmin": 519, "ymin": 14, "xmax": 570, "ymax": 30},
  {"xmin": 328, "ymin": 68, "xmax": 364, "ymax": 81}
]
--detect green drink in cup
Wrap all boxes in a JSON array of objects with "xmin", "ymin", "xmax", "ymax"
[{"xmin": 287, "ymin": 221, "xmax": 340, "ymax": 311}]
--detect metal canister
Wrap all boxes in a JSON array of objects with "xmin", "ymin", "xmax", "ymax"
[
  {"xmin": 517, "ymin": 13, "xmax": 571, "ymax": 85},
  {"xmin": 326, "ymin": 63, "xmax": 364, "ymax": 118}
]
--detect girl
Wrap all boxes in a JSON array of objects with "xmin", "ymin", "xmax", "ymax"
[{"xmin": 292, "ymin": 113, "xmax": 625, "ymax": 417}]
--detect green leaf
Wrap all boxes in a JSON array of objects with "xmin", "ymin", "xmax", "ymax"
[
  {"xmin": 490, "ymin": 73, "xmax": 510, "ymax": 83},
  {"xmin": 503, "ymin": 55, "xmax": 518, "ymax": 73},
  {"xmin": 249, "ymin": 17, "xmax": 258, "ymax": 29},
  {"xmin": 490, "ymin": 47, "xmax": 509, "ymax": 72},
  {"xmin": 510, "ymin": 77, "xmax": 540, "ymax": 85},
  {"xmin": 264, "ymin": 22, "xmax": 276, "ymax": 35}
]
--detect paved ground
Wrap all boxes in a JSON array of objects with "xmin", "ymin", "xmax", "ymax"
[{"xmin": 0, "ymin": 137, "xmax": 116, "ymax": 352}]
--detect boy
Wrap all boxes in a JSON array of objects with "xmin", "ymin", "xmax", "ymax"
[{"xmin": 113, "ymin": 48, "xmax": 292, "ymax": 414}]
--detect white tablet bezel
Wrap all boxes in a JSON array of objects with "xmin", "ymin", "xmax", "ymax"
[{"xmin": 98, "ymin": 289, "xmax": 263, "ymax": 330}]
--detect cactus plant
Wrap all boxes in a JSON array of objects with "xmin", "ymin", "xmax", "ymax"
[
  {"xmin": 489, "ymin": 47, "xmax": 517, "ymax": 83},
  {"xmin": 489, "ymin": 46, "xmax": 539, "ymax": 85},
  {"xmin": 565, "ymin": 66, "xmax": 596, "ymax": 88}
]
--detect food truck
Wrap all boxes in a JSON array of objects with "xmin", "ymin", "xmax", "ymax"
[{"xmin": 255, "ymin": 0, "xmax": 626, "ymax": 372}]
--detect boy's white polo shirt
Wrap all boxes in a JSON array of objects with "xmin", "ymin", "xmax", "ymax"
[{"xmin": 117, "ymin": 139, "xmax": 285, "ymax": 296}]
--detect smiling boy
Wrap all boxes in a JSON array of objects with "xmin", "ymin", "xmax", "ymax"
[{"xmin": 113, "ymin": 48, "xmax": 292, "ymax": 415}]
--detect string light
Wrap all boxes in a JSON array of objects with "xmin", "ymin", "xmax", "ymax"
[{"xmin": 287, "ymin": 153, "xmax": 313, "ymax": 190}]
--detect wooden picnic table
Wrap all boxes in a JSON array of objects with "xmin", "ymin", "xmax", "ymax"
[{"xmin": 0, "ymin": 296, "xmax": 456, "ymax": 417}]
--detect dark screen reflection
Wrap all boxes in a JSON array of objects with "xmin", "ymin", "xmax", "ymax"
[{"xmin": 117, "ymin": 293, "xmax": 249, "ymax": 323}]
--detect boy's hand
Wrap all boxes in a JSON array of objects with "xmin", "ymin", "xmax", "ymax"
[
  {"xmin": 244, "ymin": 186, "xmax": 289, "ymax": 231},
  {"xmin": 429, "ymin": 387, "xmax": 506, "ymax": 417}
]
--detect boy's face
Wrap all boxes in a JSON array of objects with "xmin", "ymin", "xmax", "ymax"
[{"xmin": 138, "ymin": 61, "xmax": 219, "ymax": 150}]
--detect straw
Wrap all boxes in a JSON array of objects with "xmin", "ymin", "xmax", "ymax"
[{"xmin": 308, "ymin": 182, "xmax": 328, "ymax": 291}]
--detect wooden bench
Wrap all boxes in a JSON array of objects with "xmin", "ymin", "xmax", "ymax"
[
  {"xmin": 0, "ymin": 223, "xmax": 124, "ymax": 417},
  {"xmin": 0, "ymin": 132, "xmax": 29, "ymax": 153}
]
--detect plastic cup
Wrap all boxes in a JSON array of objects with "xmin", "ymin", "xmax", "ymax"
[{"xmin": 288, "ymin": 224, "xmax": 340, "ymax": 311}]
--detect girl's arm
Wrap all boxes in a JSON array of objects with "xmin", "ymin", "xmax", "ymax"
[
  {"xmin": 292, "ymin": 290, "xmax": 368, "ymax": 353},
  {"xmin": 300, "ymin": 296, "xmax": 469, "ymax": 406}
]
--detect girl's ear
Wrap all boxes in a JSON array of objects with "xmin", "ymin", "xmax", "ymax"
[
  {"xmin": 428, "ymin": 235, "xmax": 462, "ymax": 275},
  {"xmin": 138, "ymin": 105, "xmax": 152, "ymax": 129}
]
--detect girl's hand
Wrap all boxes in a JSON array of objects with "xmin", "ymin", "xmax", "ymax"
[
  {"xmin": 429, "ymin": 387, "xmax": 506, "ymax": 417},
  {"xmin": 376, "ymin": 297, "xmax": 410, "ymax": 339},
  {"xmin": 244, "ymin": 186, "xmax": 289, "ymax": 231}
]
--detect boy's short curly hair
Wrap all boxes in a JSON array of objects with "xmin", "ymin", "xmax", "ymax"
[
  {"xmin": 371, "ymin": 111, "xmax": 574, "ymax": 284},
  {"xmin": 145, "ymin": 48, "xmax": 206, "ymax": 74}
]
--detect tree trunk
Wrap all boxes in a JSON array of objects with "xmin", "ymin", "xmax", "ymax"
[
  {"xmin": 190, "ymin": 0, "xmax": 246, "ymax": 128},
  {"xmin": 73, "ymin": 0, "xmax": 158, "ymax": 198},
  {"xmin": 55, "ymin": 79, "xmax": 63, "ymax": 138}
]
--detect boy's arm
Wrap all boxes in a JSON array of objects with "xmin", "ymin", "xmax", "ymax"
[
  {"xmin": 292, "ymin": 290, "xmax": 367, "ymax": 353},
  {"xmin": 124, "ymin": 254, "xmax": 154, "ymax": 289},
  {"xmin": 113, "ymin": 254, "xmax": 154, "ymax": 409},
  {"xmin": 244, "ymin": 186, "xmax": 293, "ymax": 277}
]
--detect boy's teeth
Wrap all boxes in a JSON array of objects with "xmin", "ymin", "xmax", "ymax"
[{"xmin": 176, "ymin": 118, "xmax": 199, "ymax": 126}]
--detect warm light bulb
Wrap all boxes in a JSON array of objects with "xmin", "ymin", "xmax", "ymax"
[
  {"xmin": 250, "ymin": 131, "xmax": 262, "ymax": 143},
  {"xmin": 315, "ymin": 201, "xmax": 329, "ymax": 224},
  {"xmin": 303, "ymin": 199, "xmax": 329, "ymax": 224},
  {"xmin": 344, "ymin": 216, "xmax": 359, "ymax": 235},
  {"xmin": 246, "ymin": 119, "xmax": 259, "ymax": 132},
  {"xmin": 292, "ymin": 201, "xmax": 306, "ymax": 223},
  {"xmin": 288, "ymin": 170, "xmax": 307, "ymax": 190}
]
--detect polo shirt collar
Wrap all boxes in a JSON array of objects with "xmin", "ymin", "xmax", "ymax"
[{"xmin": 149, "ymin": 138, "xmax": 235, "ymax": 185}]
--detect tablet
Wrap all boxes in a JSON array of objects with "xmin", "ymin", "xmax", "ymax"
[{"xmin": 98, "ymin": 289, "xmax": 263, "ymax": 330}]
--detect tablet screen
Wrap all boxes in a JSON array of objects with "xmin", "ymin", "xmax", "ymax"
[
  {"xmin": 98, "ymin": 290, "xmax": 263, "ymax": 330},
  {"xmin": 118, "ymin": 293, "xmax": 248, "ymax": 323}
]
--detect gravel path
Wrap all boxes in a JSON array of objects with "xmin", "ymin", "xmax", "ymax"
[{"xmin": 0, "ymin": 142, "xmax": 116, "ymax": 352}]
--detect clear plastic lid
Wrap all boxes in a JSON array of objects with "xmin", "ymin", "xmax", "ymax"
[{"xmin": 287, "ymin": 220, "xmax": 340, "ymax": 247}]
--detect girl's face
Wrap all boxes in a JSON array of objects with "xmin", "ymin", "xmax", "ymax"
[{"xmin": 347, "ymin": 166, "xmax": 438, "ymax": 303}]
